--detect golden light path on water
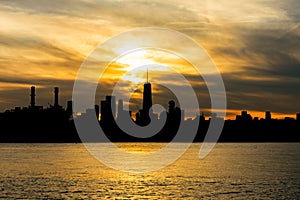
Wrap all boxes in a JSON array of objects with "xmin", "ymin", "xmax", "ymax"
[{"xmin": 0, "ymin": 143, "xmax": 299, "ymax": 199}]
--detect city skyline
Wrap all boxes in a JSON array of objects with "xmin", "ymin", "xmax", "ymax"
[
  {"xmin": 2, "ymin": 84, "xmax": 300, "ymax": 122},
  {"xmin": 1, "ymin": 2, "xmax": 300, "ymax": 199},
  {"xmin": 0, "ymin": 0, "xmax": 300, "ymax": 119},
  {"xmin": 1, "ymin": 83, "xmax": 299, "ymax": 144}
]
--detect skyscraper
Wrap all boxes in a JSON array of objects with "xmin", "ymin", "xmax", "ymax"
[
  {"xmin": 30, "ymin": 86, "xmax": 35, "ymax": 108},
  {"xmin": 143, "ymin": 82, "xmax": 152, "ymax": 114},
  {"xmin": 140, "ymin": 69, "xmax": 153, "ymax": 125},
  {"xmin": 143, "ymin": 69, "xmax": 152, "ymax": 115},
  {"xmin": 100, "ymin": 96, "xmax": 116, "ymax": 121},
  {"xmin": 54, "ymin": 87, "xmax": 59, "ymax": 107},
  {"xmin": 100, "ymin": 100, "xmax": 108, "ymax": 121},
  {"xmin": 106, "ymin": 96, "xmax": 116, "ymax": 119}
]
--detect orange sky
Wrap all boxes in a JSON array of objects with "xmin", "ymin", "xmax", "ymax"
[{"xmin": 0, "ymin": 0, "xmax": 299, "ymax": 119}]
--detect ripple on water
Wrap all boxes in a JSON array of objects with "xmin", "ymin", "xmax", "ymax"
[{"xmin": 0, "ymin": 143, "xmax": 299, "ymax": 199}]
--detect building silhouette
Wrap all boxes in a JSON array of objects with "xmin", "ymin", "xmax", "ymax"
[
  {"xmin": 66, "ymin": 100, "xmax": 73, "ymax": 117},
  {"xmin": 132, "ymin": 70, "xmax": 155, "ymax": 126},
  {"xmin": 107, "ymin": 96, "xmax": 116, "ymax": 119},
  {"xmin": 236, "ymin": 110, "xmax": 252, "ymax": 121},
  {"xmin": 100, "ymin": 96, "xmax": 116, "ymax": 122},
  {"xmin": 265, "ymin": 111, "xmax": 271, "ymax": 120},
  {"xmin": 0, "ymin": 85, "xmax": 300, "ymax": 143},
  {"xmin": 54, "ymin": 87, "xmax": 59, "ymax": 107},
  {"xmin": 167, "ymin": 100, "xmax": 181, "ymax": 127},
  {"xmin": 140, "ymin": 72, "xmax": 153, "ymax": 125},
  {"xmin": 51, "ymin": 87, "xmax": 64, "ymax": 110},
  {"xmin": 143, "ymin": 82, "xmax": 152, "ymax": 115},
  {"xmin": 29, "ymin": 86, "xmax": 43, "ymax": 110},
  {"xmin": 30, "ymin": 86, "xmax": 35, "ymax": 108}
]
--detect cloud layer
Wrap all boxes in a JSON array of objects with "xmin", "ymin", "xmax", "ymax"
[{"xmin": 0, "ymin": 0, "xmax": 299, "ymax": 119}]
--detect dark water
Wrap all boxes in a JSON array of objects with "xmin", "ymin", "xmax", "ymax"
[{"xmin": 0, "ymin": 143, "xmax": 299, "ymax": 199}]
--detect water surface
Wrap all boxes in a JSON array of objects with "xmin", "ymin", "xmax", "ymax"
[{"xmin": 0, "ymin": 143, "xmax": 299, "ymax": 199}]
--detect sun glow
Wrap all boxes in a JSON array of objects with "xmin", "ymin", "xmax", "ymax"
[
  {"xmin": 99, "ymin": 49, "xmax": 207, "ymax": 119},
  {"xmin": 104, "ymin": 48, "xmax": 202, "ymax": 84}
]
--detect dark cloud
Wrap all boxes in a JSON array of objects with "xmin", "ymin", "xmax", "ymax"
[
  {"xmin": 275, "ymin": 0, "xmax": 300, "ymax": 21},
  {"xmin": 0, "ymin": 0, "xmax": 203, "ymax": 27},
  {"xmin": 242, "ymin": 32, "xmax": 300, "ymax": 78},
  {"xmin": 0, "ymin": 33, "xmax": 83, "ymax": 64},
  {"xmin": 222, "ymin": 72, "xmax": 300, "ymax": 113}
]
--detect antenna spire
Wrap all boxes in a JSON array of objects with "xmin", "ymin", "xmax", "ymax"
[{"xmin": 147, "ymin": 67, "xmax": 148, "ymax": 83}]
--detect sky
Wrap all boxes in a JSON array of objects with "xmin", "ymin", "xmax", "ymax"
[{"xmin": 0, "ymin": 0, "xmax": 300, "ymax": 119}]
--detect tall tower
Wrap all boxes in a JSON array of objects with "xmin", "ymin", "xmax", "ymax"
[
  {"xmin": 54, "ymin": 87, "xmax": 59, "ymax": 107},
  {"xmin": 105, "ymin": 96, "xmax": 116, "ymax": 119},
  {"xmin": 30, "ymin": 86, "xmax": 36, "ymax": 108},
  {"xmin": 143, "ymin": 69, "xmax": 152, "ymax": 115}
]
